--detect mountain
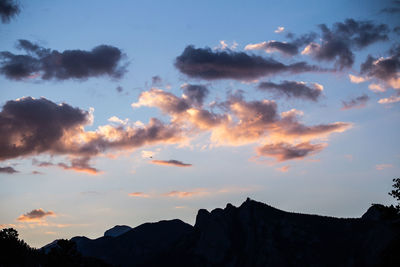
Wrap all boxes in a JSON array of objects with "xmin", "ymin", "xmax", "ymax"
[
  {"xmin": 69, "ymin": 219, "xmax": 192, "ymax": 266},
  {"xmin": 103, "ymin": 225, "xmax": 132, "ymax": 237},
  {"xmin": 43, "ymin": 198, "xmax": 400, "ymax": 266}
]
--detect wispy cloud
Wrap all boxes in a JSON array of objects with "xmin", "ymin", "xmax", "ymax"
[
  {"xmin": 128, "ymin": 192, "xmax": 150, "ymax": 198},
  {"xmin": 341, "ymin": 94, "xmax": 369, "ymax": 110},
  {"xmin": 375, "ymin": 163, "xmax": 393, "ymax": 170},
  {"xmin": 150, "ymin": 159, "xmax": 192, "ymax": 167},
  {"xmin": 276, "ymin": 165, "xmax": 290, "ymax": 172}
]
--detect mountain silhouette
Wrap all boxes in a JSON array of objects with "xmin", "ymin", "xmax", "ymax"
[
  {"xmin": 42, "ymin": 198, "xmax": 400, "ymax": 266},
  {"xmin": 103, "ymin": 225, "xmax": 132, "ymax": 237}
]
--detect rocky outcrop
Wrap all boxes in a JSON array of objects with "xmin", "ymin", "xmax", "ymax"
[{"xmin": 155, "ymin": 198, "xmax": 400, "ymax": 266}]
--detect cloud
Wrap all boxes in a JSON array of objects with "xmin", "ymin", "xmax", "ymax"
[
  {"xmin": 378, "ymin": 94, "xmax": 400, "ymax": 104},
  {"xmin": 0, "ymin": 166, "xmax": 18, "ymax": 174},
  {"xmin": 360, "ymin": 45, "xmax": 400, "ymax": 89},
  {"xmin": 150, "ymin": 159, "xmax": 192, "ymax": 167},
  {"xmin": 151, "ymin": 75, "xmax": 162, "ymax": 86},
  {"xmin": 128, "ymin": 192, "xmax": 150, "ymax": 198},
  {"xmin": 369, "ymin": 83, "xmax": 386, "ymax": 92},
  {"xmin": 17, "ymin": 208, "xmax": 55, "ymax": 222},
  {"xmin": 163, "ymin": 190, "xmax": 208, "ymax": 198},
  {"xmin": 375, "ymin": 163, "xmax": 393, "ymax": 170},
  {"xmin": 303, "ymin": 19, "xmax": 389, "ymax": 69},
  {"xmin": 116, "ymin": 86, "xmax": 123, "ymax": 93},
  {"xmin": 245, "ymin": 41, "xmax": 299, "ymax": 56},
  {"xmin": 257, "ymin": 142, "xmax": 326, "ymax": 161},
  {"xmin": 0, "ymin": 96, "xmax": 89, "ymax": 160},
  {"xmin": 348, "ymin": 74, "xmax": 367, "ymax": 83},
  {"xmin": 181, "ymin": 84, "xmax": 209, "ymax": 107},
  {"xmin": 132, "ymin": 88, "xmax": 351, "ymax": 161},
  {"xmin": 0, "ymin": 0, "xmax": 20, "ymax": 23},
  {"xmin": 276, "ymin": 165, "xmax": 290, "ymax": 172},
  {"xmin": 380, "ymin": 1, "xmax": 400, "ymax": 14},
  {"xmin": 141, "ymin": 150, "xmax": 156, "ymax": 159},
  {"xmin": 258, "ymin": 80, "xmax": 323, "ymax": 101},
  {"xmin": 341, "ymin": 94, "xmax": 369, "ymax": 110},
  {"xmin": 0, "ymin": 96, "xmax": 185, "ymax": 171},
  {"xmin": 0, "ymin": 40, "xmax": 127, "ymax": 81},
  {"xmin": 275, "ymin": 26, "xmax": 285, "ymax": 33},
  {"xmin": 33, "ymin": 157, "xmax": 100, "ymax": 175},
  {"xmin": 175, "ymin": 45, "xmax": 323, "ymax": 80},
  {"xmin": 1, "ymin": 87, "xmax": 352, "ymax": 170},
  {"xmin": 245, "ymin": 33, "xmax": 316, "ymax": 57}
]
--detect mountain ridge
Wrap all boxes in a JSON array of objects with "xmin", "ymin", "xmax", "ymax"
[{"xmin": 43, "ymin": 198, "xmax": 400, "ymax": 266}]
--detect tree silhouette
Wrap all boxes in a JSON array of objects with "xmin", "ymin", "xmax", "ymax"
[{"xmin": 389, "ymin": 177, "xmax": 400, "ymax": 211}]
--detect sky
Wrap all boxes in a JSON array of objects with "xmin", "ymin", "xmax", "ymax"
[{"xmin": 0, "ymin": 0, "xmax": 399, "ymax": 248}]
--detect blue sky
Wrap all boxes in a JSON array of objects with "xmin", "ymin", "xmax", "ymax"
[{"xmin": 0, "ymin": 0, "xmax": 399, "ymax": 247}]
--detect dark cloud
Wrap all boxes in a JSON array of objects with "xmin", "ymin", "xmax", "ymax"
[
  {"xmin": 150, "ymin": 159, "xmax": 192, "ymax": 167},
  {"xmin": 0, "ymin": 96, "xmax": 185, "ymax": 169},
  {"xmin": 341, "ymin": 94, "xmax": 369, "ymax": 110},
  {"xmin": 394, "ymin": 26, "xmax": 400, "ymax": 34},
  {"xmin": 116, "ymin": 86, "xmax": 123, "ymax": 93},
  {"xmin": 151, "ymin": 75, "xmax": 162, "ymax": 86},
  {"xmin": 257, "ymin": 142, "xmax": 325, "ymax": 161},
  {"xmin": 0, "ymin": 97, "xmax": 89, "ymax": 161},
  {"xmin": 0, "ymin": 40, "xmax": 127, "ymax": 81},
  {"xmin": 174, "ymin": 45, "xmax": 323, "ymax": 80},
  {"xmin": 304, "ymin": 19, "xmax": 389, "ymax": 69},
  {"xmin": 17, "ymin": 208, "xmax": 55, "ymax": 221},
  {"xmin": 258, "ymin": 80, "xmax": 323, "ymax": 101},
  {"xmin": 360, "ymin": 44, "xmax": 400, "ymax": 83},
  {"xmin": 0, "ymin": 166, "xmax": 18, "ymax": 174},
  {"xmin": 0, "ymin": 0, "xmax": 20, "ymax": 23},
  {"xmin": 181, "ymin": 84, "xmax": 209, "ymax": 107}
]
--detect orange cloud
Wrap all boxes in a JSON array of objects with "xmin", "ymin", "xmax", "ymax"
[
  {"xmin": 150, "ymin": 159, "xmax": 192, "ymax": 167},
  {"xmin": 128, "ymin": 192, "xmax": 150, "ymax": 198},
  {"xmin": 17, "ymin": 208, "xmax": 55, "ymax": 222},
  {"xmin": 375, "ymin": 164, "xmax": 393, "ymax": 170},
  {"xmin": 164, "ymin": 190, "xmax": 209, "ymax": 198},
  {"xmin": 348, "ymin": 74, "xmax": 367, "ymax": 83},
  {"xmin": 276, "ymin": 165, "xmax": 290, "ymax": 172},
  {"xmin": 378, "ymin": 95, "xmax": 400, "ymax": 104}
]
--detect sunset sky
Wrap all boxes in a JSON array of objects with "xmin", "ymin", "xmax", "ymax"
[{"xmin": 1, "ymin": 0, "xmax": 399, "ymax": 248}]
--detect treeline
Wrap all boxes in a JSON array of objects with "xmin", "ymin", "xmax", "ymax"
[{"xmin": 0, "ymin": 228, "xmax": 112, "ymax": 267}]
